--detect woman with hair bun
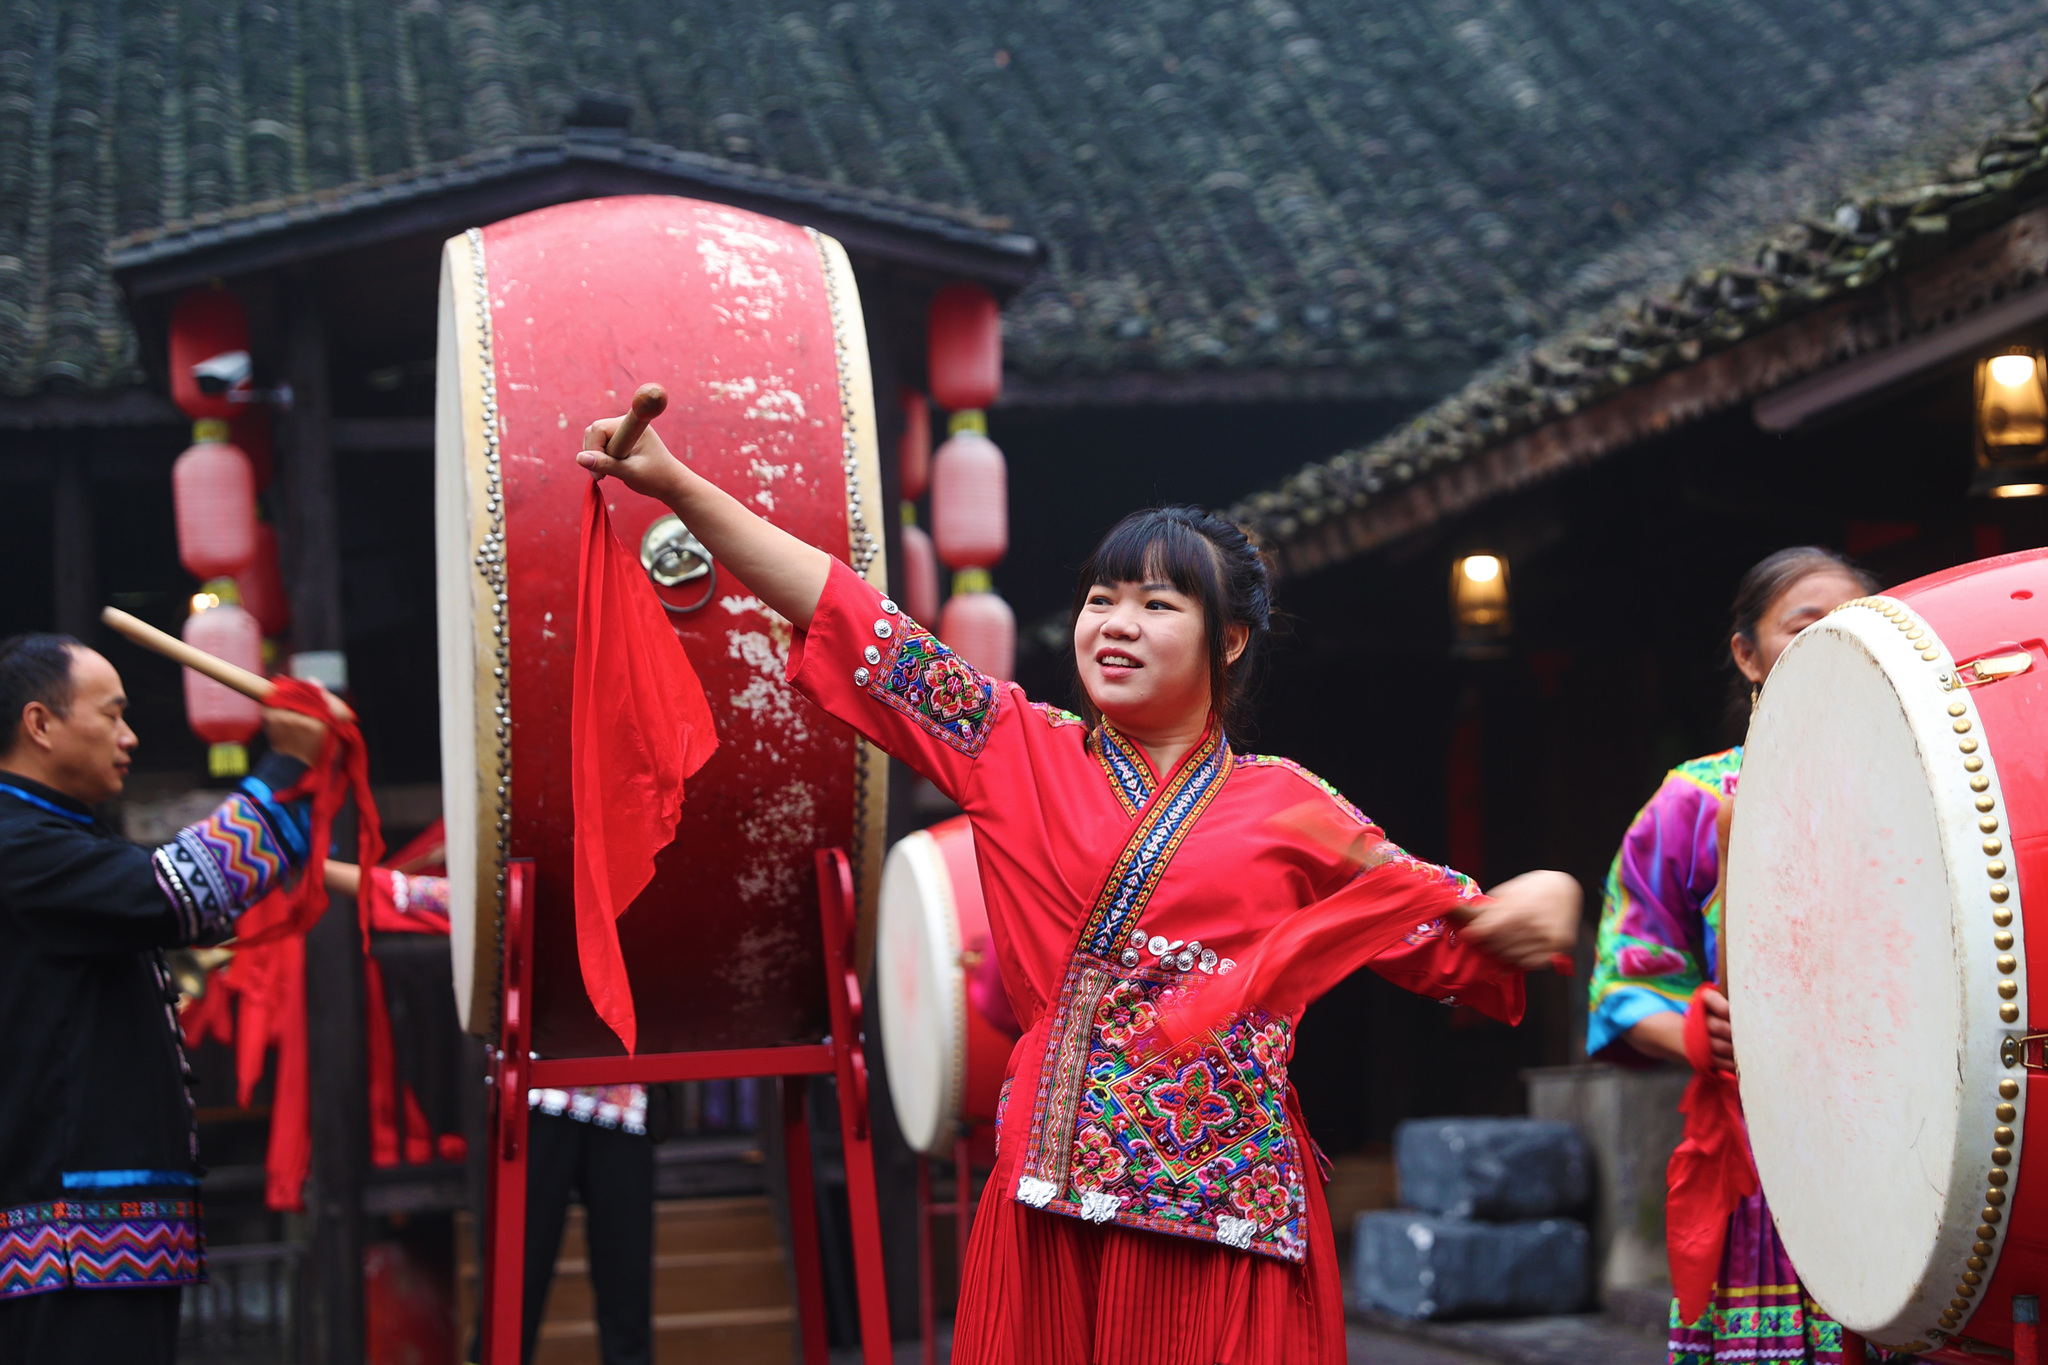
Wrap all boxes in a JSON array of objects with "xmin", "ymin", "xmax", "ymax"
[
  {"xmin": 1588, "ymin": 546, "xmax": 1880, "ymax": 1365},
  {"xmin": 576, "ymin": 417, "xmax": 1580, "ymax": 1365}
]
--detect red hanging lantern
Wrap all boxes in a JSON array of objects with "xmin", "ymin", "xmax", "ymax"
[
  {"xmin": 927, "ymin": 284, "xmax": 1002, "ymax": 414},
  {"xmin": 174, "ymin": 420, "xmax": 258, "ymax": 580},
  {"xmin": 930, "ymin": 428, "xmax": 1008, "ymax": 569},
  {"xmin": 939, "ymin": 570, "xmax": 1016, "ymax": 681},
  {"xmin": 238, "ymin": 522, "xmax": 292, "ymax": 638},
  {"xmin": 899, "ymin": 388, "xmax": 932, "ymax": 501},
  {"xmin": 184, "ymin": 586, "xmax": 263, "ymax": 778},
  {"xmin": 901, "ymin": 516, "xmax": 940, "ymax": 627},
  {"xmin": 169, "ymin": 288, "xmax": 252, "ymax": 421}
]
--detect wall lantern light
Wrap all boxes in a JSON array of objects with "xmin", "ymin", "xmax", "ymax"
[
  {"xmin": 1973, "ymin": 347, "xmax": 2048, "ymax": 498},
  {"xmin": 1451, "ymin": 553, "xmax": 1511, "ymax": 654}
]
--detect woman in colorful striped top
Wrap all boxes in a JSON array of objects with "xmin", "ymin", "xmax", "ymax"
[{"xmin": 1589, "ymin": 546, "xmax": 1877, "ymax": 1365}]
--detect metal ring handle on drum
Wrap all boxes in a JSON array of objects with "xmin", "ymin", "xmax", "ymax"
[{"xmin": 639, "ymin": 514, "xmax": 718, "ymax": 615}]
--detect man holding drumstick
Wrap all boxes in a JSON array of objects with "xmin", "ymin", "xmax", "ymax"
[{"xmin": 0, "ymin": 632, "xmax": 330, "ymax": 1364}]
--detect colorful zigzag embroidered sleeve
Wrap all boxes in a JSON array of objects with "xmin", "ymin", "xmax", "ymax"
[{"xmin": 152, "ymin": 754, "xmax": 313, "ymax": 945}]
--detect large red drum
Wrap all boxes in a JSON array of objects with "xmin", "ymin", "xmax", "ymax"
[
  {"xmin": 1728, "ymin": 548, "xmax": 2048, "ymax": 1357},
  {"xmin": 876, "ymin": 816, "xmax": 1021, "ymax": 1156},
  {"xmin": 435, "ymin": 197, "xmax": 888, "ymax": 1053}
]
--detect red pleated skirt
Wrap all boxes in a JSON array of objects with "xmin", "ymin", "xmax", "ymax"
[{"xmin": 950, "ymin": 1170, "xmax": 1345, "ymax": 1365}]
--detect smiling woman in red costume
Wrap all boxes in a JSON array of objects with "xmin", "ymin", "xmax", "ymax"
[{"xmin": 575, "ymin": 419, "xmax": 1580, "ymax": 1365}]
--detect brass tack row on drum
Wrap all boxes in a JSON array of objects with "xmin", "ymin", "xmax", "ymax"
[{"xmin": 1730, "ymin": 558, "xmax": 2048, "ymax": 1362}]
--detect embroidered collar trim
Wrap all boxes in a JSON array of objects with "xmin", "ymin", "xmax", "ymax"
[
  {"xmin": 1081, "ymin": 723, "xmax": 1232, "ymax": 958},
  {"xmin": 1090, "ymin": 724, "xmax": 1154, "ymax": 815}
]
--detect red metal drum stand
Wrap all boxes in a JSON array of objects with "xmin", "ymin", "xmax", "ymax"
[{"xmin": 479, "ymin": 851, "xmax": 892, "ymax": 1365}]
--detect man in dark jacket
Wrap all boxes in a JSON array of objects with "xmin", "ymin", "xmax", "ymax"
[{"xmin": 0, "ymin": 633, "xmax": 329, "ymax": 1363}]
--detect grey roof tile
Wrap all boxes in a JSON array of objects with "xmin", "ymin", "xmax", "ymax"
[{"xmin": 2, "ymin": 0, "xmax": 2046, "ymax": 397}]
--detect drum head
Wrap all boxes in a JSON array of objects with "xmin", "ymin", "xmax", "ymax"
[
  {"xmin": 878, "ymin": 829, "xmax": 964, "ymax": 1157},
  {"xmin": 1729, "ymin": 599, "xmax": 2024, "ymax": 1345}
]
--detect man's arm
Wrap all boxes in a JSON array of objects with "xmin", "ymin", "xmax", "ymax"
[{"xmin": 9, "ymin": 752, "xmax": 313, "ymax": 954}]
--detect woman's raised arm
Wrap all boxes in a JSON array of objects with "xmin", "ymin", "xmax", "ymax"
[{"xmin": 577, "ymin": 405, "xmax": 833, "ymax": 629}]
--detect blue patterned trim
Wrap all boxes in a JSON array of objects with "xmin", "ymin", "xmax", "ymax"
[
  {"xmin": 865, "ymin": 616, "xmax": 1001, "ymax": 755},
  {"xmin": 1090, "ymin": 725, "xmax": 1153, "ymax": 816},
  {"xmin": 1082, "ymin": 727, "xmax": 1232, "ymax": 956},
  {"xmin": 61, "ymin": 1171, "xmax": 199, "ymax": 1191},
  {"xmin": 0, "ymin": 783, "xmax": 92, "ymax": 825},
  {"xmin": 0, "ymin": 1200, "xmax": 203, "ymax": 1298}
]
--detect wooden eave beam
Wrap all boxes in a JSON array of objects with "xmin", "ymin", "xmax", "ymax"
[{"xmin": 1275, "ymin": 198, "xmax": 2048, "ymax": 580}]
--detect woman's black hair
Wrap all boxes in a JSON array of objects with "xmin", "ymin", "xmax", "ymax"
[
  {"xmin": 1729, "ymin": 546, "xmax": 1879, "ymax": 654},
  {"xmin": 1069, "ymin": 506, "xmax": 1273, "ymax": 744},
  {"xmin": 1721, "ymin": 546, "xmax": 1879, "ymax": 737}
]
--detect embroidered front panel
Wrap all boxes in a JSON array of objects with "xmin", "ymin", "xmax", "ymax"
[
  {"xmin": 865, "ymin": 616, "xmax": 1000, "ymax": 755},
  {"xmin": 1017, "ymin": 726, "xmax": 1310, "ymax": 1258},
  {"xmin": 0, "ymin": 1200, "xmax": 203, "ymax": 1297},
  {"xmin": 1021, "ymin": 970, "xmax": 1306, "ymax": 1260}
]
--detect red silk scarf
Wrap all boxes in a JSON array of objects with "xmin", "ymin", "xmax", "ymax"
[
  {"xmin": 572, "ymin": 480, "xmax": 719, "ymax": 1053},
  {"xmin": 232, "ymin": 675, "xmax": 383, "ymax": 950},
  {"xmin": 1667, "ymin": 982, "xmax": 1756, "ymax": 1325}
]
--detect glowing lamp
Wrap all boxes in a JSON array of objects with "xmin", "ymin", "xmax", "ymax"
[
  {"xmin": 1451, "ymin": 553, "xmax": 1511, "ymax": 648},
  {"xmin": 900, "ymin": 512, "xmax": 941, "ymax": 627},
  {"xmin": 927, "ymin": 284, "xmax": 1002, "ymax": 414},
  {"xmin": 1973, "ymin": 348, "xmax": 2048, "ymax": 497},
  {"xmin": 174, "ymin": 421, "xmax": 258, "ymax": 580},
  {"xmin": 184, "ymin": 584, "xmax": 263, "ymax": 778},
  {"xmin": 929, "ymin": 428, "xmax": 1008, "ymax": 569},
  {"xmin": 939, "ymin": 569, "xmax": 1016, "ymax": 681}
]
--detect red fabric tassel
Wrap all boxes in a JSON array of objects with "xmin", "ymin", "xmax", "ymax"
[
  {"xmin": 1667, "ymin": 983, "xmax": 1755, "ymax": 1325},
  {"xmin": 182, "ymin": 936, "xmax": 311, "ymax": 1211},
  {"xmin": 232, "ymin": 675, "xmax": 384, "ymax": 951},
  {"xmin": 572, "ymin": 480, "xmax": 719, "ymax": 1053}
]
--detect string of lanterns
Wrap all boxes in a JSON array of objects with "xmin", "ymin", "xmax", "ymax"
[
  {"xmin": 168, "ymin": 287, "xmax": 290, "ymax": 778},
  {"xmin": 920, "ymin": 283, "xmax": 1015, "ymax": 681}
]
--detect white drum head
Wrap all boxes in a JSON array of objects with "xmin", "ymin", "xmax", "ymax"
[
  {"xmin": 434, "ymin": 231, "xmax": 503, "ymax": 1035},
  {"xmin": 878, "ymin": 830, "xmax": 964, "ymax": 1157},
  {"xmin": 1729, "ymin": 598, "xmax": 2024, "ymax": 1347}
]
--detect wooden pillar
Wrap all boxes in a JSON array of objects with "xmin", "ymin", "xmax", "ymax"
[
  {"xmin": 283, "ymin": 289, "xmax": 365, "ymax": 1365},
  {"xmin": 284, "ymin": 296, "xmax": 343, "ymax": 652},
  {"xmin": 52, "ymin": 445, "xmax": 95, "ymax": 638}
]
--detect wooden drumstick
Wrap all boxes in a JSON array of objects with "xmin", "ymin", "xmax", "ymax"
[
  {"xmin": 606, "ymin": 383, "xmax": 668, "ymax": 459},
  {"xmin": 99, "ymin": 606, "xmax": 357, "ymax": 724}
]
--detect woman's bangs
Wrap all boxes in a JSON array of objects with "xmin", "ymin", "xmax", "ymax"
[{"xmin": 1086, "ymin": 517, "xmax": 1215, "ymax": 602}]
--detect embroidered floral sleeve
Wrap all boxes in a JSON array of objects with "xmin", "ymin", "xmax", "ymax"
[
  {"xmin": 787, "ymin": 559, "xmax": 1012, "ymax": 801},
  {"xmin": 151, "ymin": 757, "xmax": 314, "ymax": 946},
  {"xmin": 1587, "ymin": 749, "xmax": 1740, "ymax": 1060}
]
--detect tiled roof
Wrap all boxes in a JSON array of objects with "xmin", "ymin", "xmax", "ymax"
[
  {"xmin": 1231, "ymin": 65, "xmax": 2048, "ymax": 570},
  {"xmin": 2, "ymin": 0, "xmax": 2045, "ymax": 398}
]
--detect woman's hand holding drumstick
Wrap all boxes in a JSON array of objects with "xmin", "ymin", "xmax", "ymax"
[{"xmin": 577, "ymin": 383, "xmax": 834, "ymax": 630}]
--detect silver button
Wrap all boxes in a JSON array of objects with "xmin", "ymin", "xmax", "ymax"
[
  {"xmin": 1147, "ymin": 935, "xmax": 1169, "ymax": 956},
  {"xmin": 873, "ymin": 619, "xmax": 894, "ymax": 639},
  {"xmin": 1120, "ymin": 950, "xmax": 1140, "ymax": 968},
  {"xmin": 864, "ymin": 645, "xmax": 881, "ymax": 665},
  {"xmin": 854, "ymin": 667, "xmax": 871, "ymax": 686},
  {"xmin": 1199, "ymin": 948, "xmax": 1219, "ymax": 973},
  {"xmin": 1129, "ymin": 928, "xmax": 1147, "ymax": 947},
  {"xmin": 1175, "ymin": 950, "xmax": 1196, "ymax": 972},
  {"xmin": 880, "ymin": 598, "xmax": 899, "ymax": 615}
]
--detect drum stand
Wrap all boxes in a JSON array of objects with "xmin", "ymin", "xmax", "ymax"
[
  {"xmin": 914, "ymin": 1134, "xmax": 985, "ymax": 1365},
  {"xmin": 479, "ymin": 851, "xmax": 894, "ymax": 1365}
]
